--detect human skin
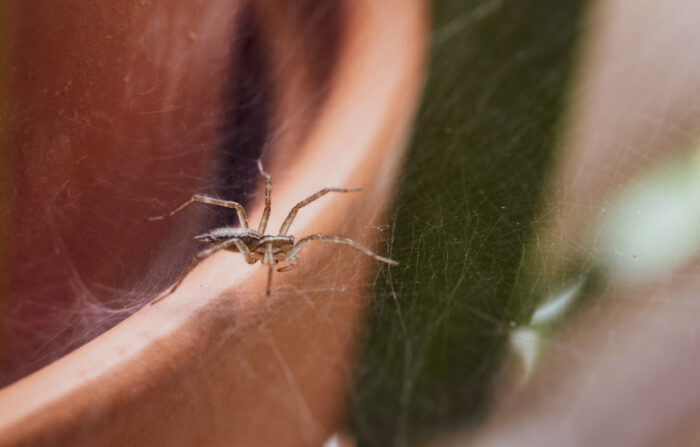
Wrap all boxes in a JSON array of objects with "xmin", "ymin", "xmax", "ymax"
[{"xmin": 0, "ymin": 0, "xmax": 426, "ymax": 445}]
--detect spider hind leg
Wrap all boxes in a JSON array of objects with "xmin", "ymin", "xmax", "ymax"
[
  {"xmin": 264, "ymin": 244, "xmax": 276, "ymax": 311},
  {"xmin": 288, "ymin": 234, "xmax": 398, "ymax": 265},
  {"xmin": 277, "ymin": 257, "xmax": 298, "ymax": 273}
]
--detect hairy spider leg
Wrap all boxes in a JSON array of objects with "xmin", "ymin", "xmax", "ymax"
[
  {"xmin": 278, "ymin": 187, "xmax": 362, "ymax": 236},
  {"xmin": 287, "ymin": 234, "xmax": 398, "ymax": 265},
  {"xmin": 264, "ymin": 243, "xmax": 276, "ymax": 310},
  {"xmin": 257, "ymin": 160, "xmax": 272, "ymax": 234},
  {"xmin": 144, "ymin": 194, "xmax": 249, "ymax": 229},
  {"xmin": 151, "ymin": 238, "xmax": 254, "ymax": 305}
]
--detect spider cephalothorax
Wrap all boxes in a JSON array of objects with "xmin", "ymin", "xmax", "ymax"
[{"xmin": 145, "ymin": 161, "xmax": 397, "ymax": 305}]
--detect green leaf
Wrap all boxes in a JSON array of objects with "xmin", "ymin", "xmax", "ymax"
[{"xmin": 350, "ymin": 1, "xmax": 587, "ymax": 445}]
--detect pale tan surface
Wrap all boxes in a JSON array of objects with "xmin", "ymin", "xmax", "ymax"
[
  {"xmin": 0, "ymin": 1, "xmax": 427, "ymax": 446},
  {"xmin": 540, "ymin": 0, "xmax": 700, "ymax": 269}
]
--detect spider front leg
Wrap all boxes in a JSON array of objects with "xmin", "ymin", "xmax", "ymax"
[
  {"xmin": 257, "ymin": 160, "xmax": 272, "ymax": 234},
  {"xmin": 287, "ymin": 234, "xmax": 398, "ymax": 265},
  {"xmin": 151, "ymin": 238, "xmax": 247, "ymax": 305},
  {"xmin": 264, "ymin": 244, "xmax": 276, "ymax": 310},
  {"xmin": 278, "ymin": 187, "xmax": 362, "ymax": 235},
  {"xmin": 144, "ymin": 194, "xmax": 249, "ymax": 229}
]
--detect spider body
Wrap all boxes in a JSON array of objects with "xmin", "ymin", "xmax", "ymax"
[
  {"xmin": 194, "ymin": 227, "xmax": 262, "ymax": 248},
  {"xmin": 195, "ymin": 227, "xmax": 294, "ymax": 263},
  {"xmin": 145, "ymin": 161, "xmax": 397, "ymax": 305}
]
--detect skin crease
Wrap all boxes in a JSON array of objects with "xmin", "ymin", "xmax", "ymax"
[{"xmin": 0, "ymin": 0, "xmax": 427, "ymax": 446}]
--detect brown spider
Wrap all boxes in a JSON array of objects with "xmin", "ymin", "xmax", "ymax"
[{"xmin": 145, "ymin": 161, "xmax": 398, "ymax": 305}]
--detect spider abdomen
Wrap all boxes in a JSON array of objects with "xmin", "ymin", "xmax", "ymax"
[{"xmin": 194, "ymin": 227, "xmax": 260, "ymax": 248}]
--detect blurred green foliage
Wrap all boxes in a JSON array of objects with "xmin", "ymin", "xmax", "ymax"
[{"xmin": 350, "ymin": 0, "xmax": 586, "ymax": 445}]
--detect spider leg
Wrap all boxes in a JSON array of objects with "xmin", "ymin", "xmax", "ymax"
[
  {"xmin": 151, "ymin": 238, "xmax": 243, "ymax": 305},
  {"xmin": 278, "ymin": 187, "xmax": 362, "ymax": 235},
  {"xmin": 264, "ymin": 244, "xmax": 276, "ymax": 310},
  {"xmin": 257, "ymin": 160, "xmax": 272, "ymax": 234},
  {"xmin": 287, "ymin": 234, "xmax": 398, "ymax": 265},
  {"xmin": 277, "ymin": 256, "xmax": 298, "ymax": 272},
  {"xmin": 144, "ymin": 194, "xmax": 249, "ymax": 228}
]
